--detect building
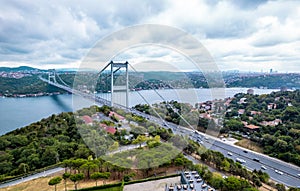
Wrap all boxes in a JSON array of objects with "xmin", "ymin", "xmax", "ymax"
[
  {"xmin": 82, "ymin": 115, "xmax": 93, "ymax": 125},
  {"xmin": 280, "ymin": 86, "xmax": 288, "ymax": 92},
  {"xmin": 247, "ymin": 89, "xmax": 254, "ymax": 95},
  {"xmin": 109, "ymin": 111, "xmax": 126, "ymax": 122},
  {"xmin": 244, "ymin": 124, "xmax": 260, "ymax": 131},
  {"xmin": 105, "ymin": 127, "xmax": 117, "ymax": 134},
  {"xmin": 238, "ymin": 109, "xmax": 245, "ymax": 115}
]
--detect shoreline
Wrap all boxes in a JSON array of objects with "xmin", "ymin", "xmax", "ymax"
[{"xmin": 0, "ymin": 86, "xmax": 283, "ymax": 99}]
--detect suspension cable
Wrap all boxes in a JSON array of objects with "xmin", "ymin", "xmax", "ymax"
[{"xmin": 128, "ymin": 63, "xmax": 195, "ymax": 131}]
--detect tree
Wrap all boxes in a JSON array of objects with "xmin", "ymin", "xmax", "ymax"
[
  {"xmin": 132, "ymin": 135, "xmax": 148, "ymax": 148},
  {"xmin": 80, "ymin": 161, "xmax": 98, "ymax": 179},
  {"xmin": 108, "ymin": 141, "xmax": 119, "ymax": 152},
  {"xmin": 70, "ymin": 173, "xmax": 84, "ymax": 190},
  {"xmin": 48, "ymin": 176, "xmax": 62, "ymax": 191},
  {"xmin": 62, "ymin": 172, "xmax": 71, "ymax": 191},
  {"xmin": 90, "ymin": 172, "xmax": 101, "ymax": 186},
  {"xmin": 276, "ymin": 184, "xmax": 286, "ymax": 191}
]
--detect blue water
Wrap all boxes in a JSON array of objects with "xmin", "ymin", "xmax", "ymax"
[{"xmin": 0, "ymin": 88, "xmax": 278, "ymax": 135}]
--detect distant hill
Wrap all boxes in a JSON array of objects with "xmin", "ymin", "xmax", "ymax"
[{"xmin": 0, "ymin": 66, "xmax": 46, "ymax": 72}]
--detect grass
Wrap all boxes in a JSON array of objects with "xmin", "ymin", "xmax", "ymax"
[
  {"xmin": 0, "ymin": 173, "xmax": 117, "ymax": 191},
  {"xmin": 235, "ymin": 138, "xmax": 263, "ymax": 153}
]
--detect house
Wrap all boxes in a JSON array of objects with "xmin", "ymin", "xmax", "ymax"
[
  {"xmin": 247, "ymin": 89, "xmax": 254, "ymax": 95},
  {"xmin": 109, "ymin": 111, "xmax": 126, "ymax": 122},
  {"xmin": 267, "ymin": 103, "xmax": 277, "ymax": 110},
  {"xmin": 124, "ymin": 134, "xmax": 134, "ymax": 140},
  {"xmin": 260, "ymin": 119, "xmax": 282, "ymax": 127},
  {"xmin": 224, "ymin": 98, "xmax": 232, "ymax": 107},
  {"xmin": 238, "ymin": 109, "xmax": 245, "ymax": 115},
  {"xmin": 199, "ymin": 113, "xmax": 211, "ymax": 119},
  {"xmin": 250, "ymin": 111, "xmax": 261, "ymax": 115},
  {"xmin": 99, "ymin": 123, "xmax": 108, "ymax": 128},
  {"xmin": 244, "ymin": 124, "xmax": 260, "ymax": 131},
  {"xmin": 238, "ymin": 98, "xmax": 247, "ymax": 104},
  {"xmin": 82, "ymin": 115, "xmax": 93, "ymax": 125},
  {"xmin": 105, "ymin": 127, "xmax": 117, "ymax": 134}
]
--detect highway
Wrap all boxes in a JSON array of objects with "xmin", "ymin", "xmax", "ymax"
[
  {"xmin": 131, "ymin": 109, "xmax": 300, "ymax": 188},
  {"xmin": 41, "ymin": 77, "xmax": 300, "ymax": 187}
]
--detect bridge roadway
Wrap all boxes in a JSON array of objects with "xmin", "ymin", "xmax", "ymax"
[{"xmin": 42, "ymin": 77, "xmax": 300, "ymax": 188}]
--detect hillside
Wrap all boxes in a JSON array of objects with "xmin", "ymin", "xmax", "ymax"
[{"xmin": 223, "ymin": 90, "xmax": 300, "ymax": 165}]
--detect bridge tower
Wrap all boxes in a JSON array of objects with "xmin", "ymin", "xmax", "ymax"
[
  {"xmin": 100, "ymin": 61, "xmax": 129, "ymax": 108},
  {"xmin": 48, "ymin": 69, "xmax": 57, "ymax": 83}
]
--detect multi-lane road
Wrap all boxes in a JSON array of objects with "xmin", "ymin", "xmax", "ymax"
[{"xmin": 132, "ymin": 109, "xmax": 300, "ymax": 188}]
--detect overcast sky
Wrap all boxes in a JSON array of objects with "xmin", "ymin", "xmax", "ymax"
[{"xmin": 1, "ymin": 0, "xmax": 300, "ymax": 72}]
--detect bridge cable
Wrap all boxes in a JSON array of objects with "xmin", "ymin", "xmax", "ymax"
[
  {"xmin": 56, "ymin": 72, "xmax": 70, "ymax": 87},
  {"xmin": 128, "ymin": 63, "xmax": 195, "ymax": 131}
]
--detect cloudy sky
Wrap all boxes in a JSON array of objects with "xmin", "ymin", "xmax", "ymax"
[{"xmin": 1, "ymin": 0, "xmax": 300, "ymax": 72}]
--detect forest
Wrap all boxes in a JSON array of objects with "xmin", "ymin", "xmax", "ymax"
[{"xmin": 223, "ymin": 90, "xmax": 300, "ymax": 166}]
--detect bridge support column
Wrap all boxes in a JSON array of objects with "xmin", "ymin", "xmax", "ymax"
[
  {"xmin": 48, "ymin": 69, "xmax": 57, "ymax": 83},
  {"xmin": 108, "ymin": 61, "xmax": 129, "ymax": 108}
]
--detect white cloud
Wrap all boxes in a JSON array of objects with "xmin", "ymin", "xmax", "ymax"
[{"xmin": 0, "ymin": 0, "xmax": 300, "ymax": 72}]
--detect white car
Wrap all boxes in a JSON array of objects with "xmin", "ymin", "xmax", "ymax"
[
  {"xmin": 275, "ymin": 170, "xmax": 283, "ymax": 175},
  {"xmin": 236, "ymin": 158, "xmax": 246, "ymax": 163},
  {"xmin": 227, "ymin": 152, "xmax": 233, "ymax": 156},
  {"xmin": 261, "ymin": 166, "xmax": 267, "ymax": 170}
]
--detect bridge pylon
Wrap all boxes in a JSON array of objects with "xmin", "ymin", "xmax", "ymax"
[
  {"xmin": 100, "ymin": 61, "xmax": 129, "ymax": 108},
  {"xmin": 48, "ymin": 69, "xmax": 57, "ymax": 83}
]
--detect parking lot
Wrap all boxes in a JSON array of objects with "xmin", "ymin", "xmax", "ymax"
[{"xmin": 166, "ymin": 171, "xmax": 215, "ymax": 191}]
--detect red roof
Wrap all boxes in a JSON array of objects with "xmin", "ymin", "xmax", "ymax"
[
  {"xmin": 105, "ymin": 127, "xmax": 116, "ymax": 134},
  {"xmin": 109, "ymin": 111, "xmax": 125, "ymax": 120},
  {"xmin": 99, "ymin": 123, "xmax": 107, "ymax": 128},
  {"xmin": 245, "ymin": 124, "xmax": 260, "ymax": 130},
  {"xmin": 82, "ymin": 115, "xmax": 93, "ymax": 124}
]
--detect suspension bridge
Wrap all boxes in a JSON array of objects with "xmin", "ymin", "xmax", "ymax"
[
  {"xmin": 38, "ymin": 61, "xmax": 300, "ymax": 187},
  {"xmin": 39, "ymin": 61, "xmax": 130, "ymax": 108}
]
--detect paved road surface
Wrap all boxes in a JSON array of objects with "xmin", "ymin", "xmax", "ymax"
[{"xmin": 131, "ymin": 110, "xmax": 300, "ymax": 188}]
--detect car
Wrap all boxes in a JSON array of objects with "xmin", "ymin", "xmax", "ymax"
[
  {"xmin": 236, "ymin": 158, "xmax": 246, "ymax": 163},
  {"xmin": 183, "ymin": 184, "xmax": 188, "ymax": 189},
  {"xmin": 227, "ymin": 152, "xmax": 233, "ymax": 156},
  {"xmin": 196, "ymin": 178, "xmax": 202, "ymax": 182},
  {"xmin": 275, "ymin": 170, "xmax": 283, "ymax": 175},
  {"xmin": 297, "ymin": 173, "xmax": 300, "ymax": 177},
  {"xmin": 253, "ymin": 158, "xmax": 260, "ymax": 162},
  {"xmin": 261, "ymin": 166, "xmax": 267, "ymax": 170},
  {"xmin": 243, "ymin": 150, "xmax": 248, "ymax": 153},
  {"xmin": 190, "ymin": 183, "xmax": 194, "ymax": 188},
  {"xmin": 202, "ymin": 183, "xmax": 207, "ymax": 188}
]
